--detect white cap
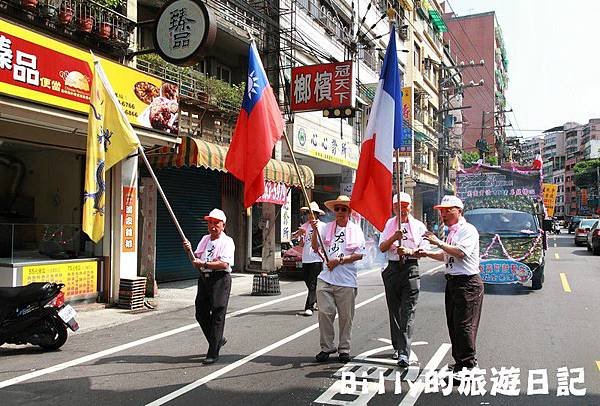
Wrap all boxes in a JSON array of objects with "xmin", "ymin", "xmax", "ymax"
[
  {"xmin": 393, "ymin": 192, "xmax": 412, "ymax": 205},
  {"xmin": 204, "ymin": 208, "xmax": 227, "ymax": 223},
  {"xmin": 434, "ymin": 195, "xmax": 464, "ymax": 210},
  {"xmin": 299, "ymin": 201, "xmax": 325, "ymax": 215}
]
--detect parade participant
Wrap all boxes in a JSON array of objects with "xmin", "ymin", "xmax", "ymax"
[
  {"xmin": 378, "ymin": 192, "xmax": 429, "ymax": 368},
  {"xmin": 183, "ymin": 208, "xmax": 235, "ymax": 365},
  {"xmin": 295, "ymin": 202, "xmax": 326, "ymax": 316},
  {"xmin": 414, "ymin": 195, "xmax": 483, "ymax": 375},
  {"xmin": 311, "ymin": 195, "xmax": 365, "ymax": 363}
]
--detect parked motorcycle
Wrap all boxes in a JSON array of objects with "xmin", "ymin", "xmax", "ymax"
[
  {"xmin": 0, "ymin": 282, "xmax": 79, "ymax": 350},
  {"xmin": 552, "ymin": 221, "xmax": 562, "ymax": 235}
]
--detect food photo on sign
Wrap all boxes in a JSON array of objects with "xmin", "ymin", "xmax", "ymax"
[{"xmin": 136, "ymin": 81, "xmax": 180, "ymax": 134}]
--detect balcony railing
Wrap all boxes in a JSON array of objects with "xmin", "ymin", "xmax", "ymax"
[{"xmin": 0, "ymin": 0, "xmax": 135, "ymax": 57}]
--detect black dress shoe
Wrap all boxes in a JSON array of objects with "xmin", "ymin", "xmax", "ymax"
[
  {"xmin": 315, "ymin": 351, "xmax": 334, "ymax": 362},
  {"xmin": 203, "ymin": 356, "xmax": 219, "ymax": 365},
  {"xmin": 338, "ymin": 353, "xmax": 351, "ymax": 363}
]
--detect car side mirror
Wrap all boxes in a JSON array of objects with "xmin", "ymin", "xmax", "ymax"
[{"xmin": 542, "ymin": 219, "xmax": 553, "ymax": 232}]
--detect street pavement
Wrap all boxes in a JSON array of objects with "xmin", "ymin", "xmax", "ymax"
[{"xmin": 1, "ymin": 232, "xmax": 599, "ymax": 405}]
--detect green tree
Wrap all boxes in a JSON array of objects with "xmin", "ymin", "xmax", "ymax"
[
  {"xmin": 574, "ymin": 159, "xmax": 600, "ymax": 189},
  {"xmin": 462, "ymin": 151, "xmax": 480, "ymax": 167}
]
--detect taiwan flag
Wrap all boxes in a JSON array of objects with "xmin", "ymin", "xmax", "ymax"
[
  {"xmin": 225, "ymin": 42, "xmax": 284, "ymax": 208},
  {"xmin": 350, "ymin": 26, "xmax": 403, "ymax": 231}
]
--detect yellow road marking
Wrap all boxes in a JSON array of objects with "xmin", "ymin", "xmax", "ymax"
[
  {"xmin": 596, "ymin": 360, "xmax": 600, "ymax": 372},
  {"xmin": 554, "ymin": 253, "xmax": 560, "ymax": 260},
  {"xmin": 559, "ymin": 273, "xmax": 572, "ymax": 293}
]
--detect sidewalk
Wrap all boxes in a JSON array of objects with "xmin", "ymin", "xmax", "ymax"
[{"xmin": 72, "ymin": 273, "xmax": 257, "ymax": 334}]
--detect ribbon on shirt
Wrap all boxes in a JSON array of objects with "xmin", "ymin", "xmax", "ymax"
[
  {"xmin": 380, "ymin": 215, "xmax": 423, "ymax": 248},
  {"xmin": 446, "ymin": 217, "xmax": 467, "ymax": 244}
]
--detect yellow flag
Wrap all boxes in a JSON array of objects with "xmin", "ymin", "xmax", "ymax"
[{"xmin": 83, "ymin": 60, "xmax": 140, "ymax": 242}]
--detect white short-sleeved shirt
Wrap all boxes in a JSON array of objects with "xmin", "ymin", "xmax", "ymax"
[
  {"xmin": 379, "ymin": 217, "xmax": 429, "ymax": 261},
  {"xmin": 318, "ymin": 223, "xmax": 366, "ymax": 288},
  {"xmin": 444, "ymin": 219, "xmax": 480, "ymax": 276},
  {"xmin": 301, "ymin": 220, "xmax": 326, "ymax": 263},
  {"xmin": 194, "ymin": 233, "xmax": 235, "ymax": 273}
]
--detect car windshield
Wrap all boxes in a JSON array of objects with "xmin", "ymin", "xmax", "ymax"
[
  {"xmin": 579, "ymin": 219, "xmax": 598, "ymax": 229},
  {"xmin": 464, "ymin": 208, "xmax": 538, "ymax": 235}
]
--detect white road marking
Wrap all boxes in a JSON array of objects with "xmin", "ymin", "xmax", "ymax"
[
  {"xmin": 146, "ymin": 292, "xmax": 387, "ymax": 406},
  {"xmin": 398, "ymin": 343, "xmax": 452, "ymax": 406},
  {"xmin": 0, "ymin": 264, "xmax": 436, "ymax": 390}
]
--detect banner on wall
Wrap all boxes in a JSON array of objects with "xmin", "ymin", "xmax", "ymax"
[
  {"xmin": 22, "ymin": 261, "xmax": 98, "ymax": 299},
  {"xmin": 542, "ymin": 183, "xmax": 558, "ymax": 217},
  {"xmin": 0, "ymin": 18, "xmax": 179, "ymax": 134}
]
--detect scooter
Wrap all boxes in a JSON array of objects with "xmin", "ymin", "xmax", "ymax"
[{"xmin": 0, "ymin": 282, "xmax": 79, "ymax": 351}]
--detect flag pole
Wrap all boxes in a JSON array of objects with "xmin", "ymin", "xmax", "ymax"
[
  {"xmin": 281, "ymin": 131, "xmax": 330, "ymax": 262},
  {"xmin": 137, "ymin": 146, "xmax": 196, "ymax": 263},
  {"xmin": 394, "ymin": 149, "xmax": 403, "ymax": 235}
]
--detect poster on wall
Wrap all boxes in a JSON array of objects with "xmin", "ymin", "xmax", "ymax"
[
  {"xmin": 0, "ymin": 19, "xmax": 179, "ymax": 134},
  {"xmin": 122, "ymin": 187, "xmax": 137, "ymax": 252},
  {"xmin": 22, "ymin": 261, "xmax": 97, "ymax": 299},
  {"xmin": 280, "ymin": 192, "xmax": 292, "ymax": 243}
]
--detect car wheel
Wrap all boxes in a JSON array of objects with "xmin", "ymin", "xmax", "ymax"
[{"xmin": 531, "ymin": 263, "xmax": 544, "ymax": 290}]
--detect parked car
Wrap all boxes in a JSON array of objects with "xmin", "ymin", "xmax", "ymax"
[
  {"xmin": 574, "ymin": 219, "xmax": 598, "ymax": 246},
  {"xmin": 280, "ymin": 242, "xmax": 303, "ymax": 274},
  {"xmin": 586, "ymin": 220, "xmax": 600, "ymax": 255},
  {"xmin": 568, "ymin": 216, "xmax": 585, "ymax": 233}
]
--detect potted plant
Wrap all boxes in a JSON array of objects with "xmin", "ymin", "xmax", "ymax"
[
  {"xmin": 20, "ymin": 0, "xmax": 38, "ymax": 10},
  {"xmin": 58, "ymin": 2, "xmax": 74, "ymax": 25},
  {"xmin": 95, "ymin": 0, "xmax": 120, "ymax": 39},
  {"xmin": 78, "ymin": 14, "xmax": 94, "ymax": 33}
]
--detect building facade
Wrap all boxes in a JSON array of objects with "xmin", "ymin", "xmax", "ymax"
[{"xmin": 444, "ymin": 11, "xmax": 509, "ymax": 162}]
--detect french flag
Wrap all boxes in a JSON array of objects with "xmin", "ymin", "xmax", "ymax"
[
  {"xmin": 350, "ymin": 26, "xmax": 403, "ymax": 231},
  {"xmin": 225, "ymin": 42, "xmax": 284, "ymax": 208}
]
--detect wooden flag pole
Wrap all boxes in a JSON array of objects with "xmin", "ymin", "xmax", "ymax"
[
  {"xmin": 281, "ymin": 131, "xmax": 330, "ymax": 263},
  {"xmin": 394, "ymin": 149, "xmax": 403, "ymax": 234},
  {"xmin": 137, "ymin": 146, "xmax": 196, "ymax": 263}
]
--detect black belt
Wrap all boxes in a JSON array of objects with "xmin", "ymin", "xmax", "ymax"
[
  {"xmin": 199, "ymin": 270, "xmax": 227, "ymax": 277},
  {"xmin": 389, "ymin": 259, "xmax": 418, "ymax": 264},
  {"xmin": 445, "ymin": 273, "xmax": 478, "ymax": 280}
]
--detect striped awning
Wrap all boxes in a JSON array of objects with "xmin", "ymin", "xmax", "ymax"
[{"xmin": 151, "ymin": 136, "xmax": 314, "ymax": 189}]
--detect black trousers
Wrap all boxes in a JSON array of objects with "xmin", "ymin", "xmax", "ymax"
[
  {"xmin": 303, "ymin": 262, "xmax": 323, "ymax": 310},
  {"xmin": 195, "ymin": 271, "xmax": 232, "ymax": 358},
  {"xmin": 445, "ymin": 273, "xmax": 484, "ymax": 370},
  {"xmin": 381, "ymin": 260, "xmax": 420, "ymax": 361}
]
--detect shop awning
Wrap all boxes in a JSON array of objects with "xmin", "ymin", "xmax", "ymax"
[
  {"xmin": 429, "ymin": 10, "xmax": 448, "ymax": 32},
  {"xmin": 151, "ymin": 136, "xmax": 315, "ymax": 188}
]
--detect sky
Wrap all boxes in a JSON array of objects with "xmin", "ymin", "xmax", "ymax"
[{"xmin": 445, "ymin": 0, "xmax": 600, "ymax": 138}]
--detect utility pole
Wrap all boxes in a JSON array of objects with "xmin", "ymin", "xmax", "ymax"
[{"xmin": 433, "ymin": 58, "xmax": 485, "ymax": 235}]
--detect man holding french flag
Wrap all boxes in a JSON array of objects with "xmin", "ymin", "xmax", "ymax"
[{"xmin": 351, "ymin": 27, "xmax": 425, "ymax": 368}]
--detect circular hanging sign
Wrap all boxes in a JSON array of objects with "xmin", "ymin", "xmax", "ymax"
[{"xmin": 153, "ymin": 0, "xmax": 217, "ymax": 66}]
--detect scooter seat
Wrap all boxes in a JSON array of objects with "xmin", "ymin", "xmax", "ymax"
[{"xmin": 0, "ymin": 282, "xmax": 55, "ymax": 305}]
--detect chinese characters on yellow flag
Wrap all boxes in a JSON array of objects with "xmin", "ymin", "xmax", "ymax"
[
  {"xmin": 83, "ymin": 60, "xmax": 141, "ymax": 242},
  {"xmin": 541, "ymin": 183, "xmax": 558, "ymax": 217}
]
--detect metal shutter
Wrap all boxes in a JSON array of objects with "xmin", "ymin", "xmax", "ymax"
[{"xmin": 155, "ymin": 167, "xmax": 221, "ymax": 282}]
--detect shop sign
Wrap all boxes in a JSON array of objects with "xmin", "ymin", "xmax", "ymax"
[
  {"xmin": 479, "ymin": 259, "xmax": 532, "ymax": 284},
  {"xmin": 542, "ymin": 183, "xmax": 558, "ymax": 217},
  {"xmin": 293, "ymin": 119, "xmax": 359, "ymax": 169},
  {"xmin": 280, "ymin": 192, "xmax": 292, "ymax": 243},
  {"xmin": 399, "ymin": 86, "xmax": 413, "ymax": 157},
  {"xmin": 340, "ymin": 183, "xmax": 353, "ymax": 195},
  {"xmin": 257, "ymin": 181, "xmax": 289, "ymax": 205},
  {"xmin": 456, "ymin": 170, "xmax": 541, "ymax": 200},
  {"xmin": 291, "ymin": 61, "xmax": 353, "ymax": 112},
  {"xmin": 22, "ymin": 261, "xmax": 98, "ymax": 299},
  {"xmin": 122, "ymin": 186, "xmax": 137, "ymax": 252},
  {"xmin": 0, "ymin": 18, "xmax": 179, "ymax": 134},
  {"xmin": 154, "ymin": 0, "xmax": 217, "ymax": 66}
]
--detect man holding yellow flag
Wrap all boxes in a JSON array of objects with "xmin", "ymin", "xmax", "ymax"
[{"xmin": 83, "ymin": 59, "xmax": 141, "ymax": 242}]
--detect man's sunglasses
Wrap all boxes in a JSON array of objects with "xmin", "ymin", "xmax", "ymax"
[{"xmin": 334, "ymin": 207, "xmax": 349, "ymax": 212}]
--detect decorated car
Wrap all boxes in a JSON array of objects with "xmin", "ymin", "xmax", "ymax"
[{"xmin": 458, "ymin": 165, "xmax": 548, "ymax": 290}]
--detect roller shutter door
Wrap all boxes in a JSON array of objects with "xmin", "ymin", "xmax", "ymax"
[{"xmin": 155, "ymin": 167, "xmax": 221, "ymax": 281}]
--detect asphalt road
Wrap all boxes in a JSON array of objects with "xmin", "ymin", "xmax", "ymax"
[{"xmin": 1, "ymin": 232, "xmax": 599, "ymax": 405}]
